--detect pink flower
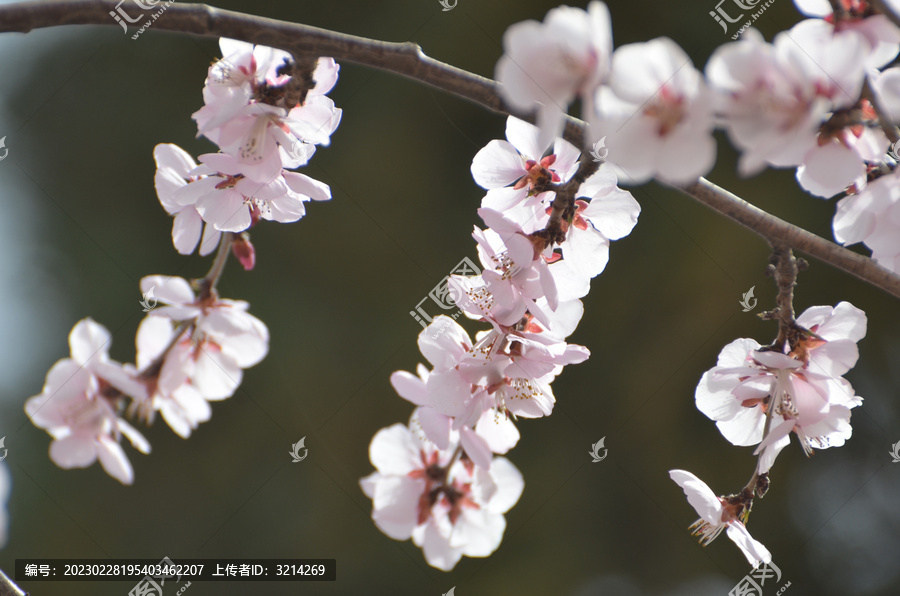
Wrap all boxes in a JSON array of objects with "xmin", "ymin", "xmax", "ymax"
[
  {"xmin": 471, "ymin": 116, "xmax": 580, "ymax": 232},
  {"xmin": 496, "ymin": 2, "xmax": 612, "ymax": 148},
  {"xmin": 391, "ymin": 317, "xmax": 518, "ymax": 467},
  {"xmin": 592, "ymin": 37, "xmax": 715, "ymax": 184},
  {"xmin": 469, "ymin": 208, "xmax": 559, "ymax": 328},
  {"xmin": 360, "ymin": 415, "xmax": 524, "ymax": 571},
  {"xmin": 153, "ymin": 143, "xmax": 221, "ymax": 256},
  {"xmin": 695, "ymin": 303, "xmax": 866, "ymax": 472},
  {"xmin": 193, "ymin": 38, "xmax": 341, "ymax": 171},
  {"xmin": 102, "ymin": 317, "xmax": 213, "ymax": 439},
  {"xmin": 24, "ymin": 319, "xmax": 150, "ymax": 485},
  {"xmin": 173, "ymin": 152, "xmax": 330, "ymax": 233},
  {"xmin": 138, "ymin": 275, "xmax": 269, "ymax": 401},
  {"xmin": 670, "ymin": 470, "xmax": 771, "ymax": 567},
  {"xmin": 706, "ymin": 24, "xmax": 869, "ymax": 179},
  {"xmin": 547, "ymin": 169, "xmax": 640, "ymax": 300},
  {"xmin": 793, "ymin": 0, "xmax": 900, "ymax": 67},
  {"xmin": 833, "ymin": 169, "xmax": 900, "ymax": 273}
]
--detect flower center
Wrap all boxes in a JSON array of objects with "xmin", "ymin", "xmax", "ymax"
[{"xmin": 644, "ymin": 85, "xmax": 685, "ymax": 137}]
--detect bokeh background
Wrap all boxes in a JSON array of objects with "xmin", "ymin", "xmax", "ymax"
[{"xmin": 1, "ymin": 0, "xmax": 899, "ymax": 594}]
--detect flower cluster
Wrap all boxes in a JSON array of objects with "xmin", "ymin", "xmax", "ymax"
[
  {"xmin": 158, "ymin": 38, "xmax": 339, "ymax": 264},
  {"xmin": 360, "ymin": 115, "xmax": 640, "ymax": 569},
  {"xmin": 25, "ymin": 281, "xmax": 269, "ymax": 485},
  {"xmin": 496, "ymin": 1, "xmax": 900, "ymax": 271},
  {"xmin": 360, "ymin": 412, "xmax": 524, "ymax": 571},
  {"xmin": 24, "ymin": 39, "xmax": 338, "ymax": 484},
  {"xmin": 672, "ymin": 300, "xmax": 867, "ymax": 566},
  {"xmin": 697, "ymin": 302, "xmax": 866, "ymax": 471}
]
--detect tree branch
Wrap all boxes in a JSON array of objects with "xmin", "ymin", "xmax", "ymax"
[
  {"xmin": 675, "ymin": 179, "xmax": 900, "ymax": 299},
  {"xmin": 0, "ymin": 569, "xmax": 27, "ymax": 596},
  {"xmin": 3, "ymin": 1, "xmax": 900, "ymax": 299},
  {"xmin": 0, "ymin": 0, "xmax": 584, "ymax": 148}
]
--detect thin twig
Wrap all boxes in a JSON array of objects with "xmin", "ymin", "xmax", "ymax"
[
  {"xmin": 827, "ymin": 0, "xmax": 846, "ymax": 20},
  {"xmin": 198, "ymin": 231, "xmax": 233, "ymax": 299},
  {"xmin": 0, "ymin": 570, "xmax": 27, "ymax": 596},
  {"xmin": 2, "ymin": 1, "xmax": 900, "ymax": 299},
  {"xmin": 769, "ymin": 246, "xmax": 799, "ymax": 350},
  {"xmin": 535, "ymin": 158, "xmax": 600, "ymax": 247}
]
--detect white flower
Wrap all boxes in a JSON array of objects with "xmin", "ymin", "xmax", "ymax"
[
  {"xmin": 496, "ymin": 1, "xmax": 612, "ymax": 148},
  {"xmin": 548, "ymin": 168, "xmax": 640, "ymax": 300},
  {"xmin": 138, "ymin": 276, "xmax": 269, "ymax": 401},
  {"xmin": 670, "ymin": 469, "xmax": 771, "ymax": 567},
  {"xmin": 706, "ymin": 23, "xmax": 869, "ymax": 178},
  {"xmin": 102, "ymin": 317, "xmax": 212, "ymax": 439},
  {"xmin": 592, "ymin": 37, "xmax": 715, "ymax": 184},
  {"xmin": 795, "ymin": 125, "xmax": 886, "ymax": 198},
  {"xmin": 173, "ymin": 152, "xmax": 331, "ymax": 234},
  {"xmin": 360, "ymin": 417, "xmax": 524, "ymax": 571},
  {"xmin": 869, "ymin": 66, "xmax": 900, "ymax": 123},
  {"xmin": 793, "ymin": 0, "xmax": 900, "ymax": 68},
  {"xmin": 391, "ymin": 317, "xmax": 519, "ymax": 466},
  {"xmin": 833, "ymin": 169, "xmax": 900, "ymax": 273},
  {"xmin": 695, "ymin": 303, "xmax": 866, "ymax": 472},
  {"xmin": 471, "ymin": 116, "xmax": 580, "ymax": 233},
  {"xmin": 193, "ymin": 38, "xmax": 342, "ymax": 170},
  {"xmin": 466, "ymin": 208, "xmax": 559, "ymax": 328},
  {"xmin": 24, "ymin": 319, "xmax": 150, "ymax": 485},
  {"xmin": 153, "ymin": 143, "xmax": 221, "ymax": 256}
]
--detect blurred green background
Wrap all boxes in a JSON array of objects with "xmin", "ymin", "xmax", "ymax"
[{"xmin": 1, "ymin": 0, "xmax": 899, "ymax": 594}]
